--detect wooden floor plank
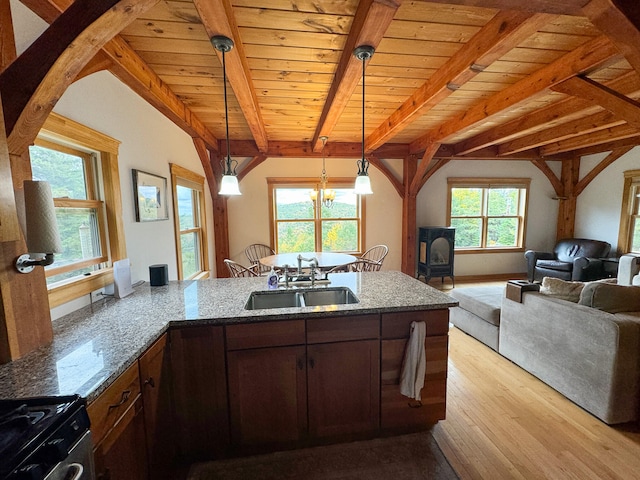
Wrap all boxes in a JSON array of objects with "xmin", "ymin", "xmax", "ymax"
[{"xmin": 436, "ymin": 326, "xmax": 640, "ymax": 480}]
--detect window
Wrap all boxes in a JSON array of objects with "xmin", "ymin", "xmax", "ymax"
[
  {"xmin": 447, "ymin": 178, "xmax": 529, "ymax": 251},
  {"xmin": 30, "ymin": 139, "xmax": 108, "ymax": 284},
  {"xmin": 268, "ymin": 178, "xmax": 365, "ymax": 253},
  {"xmin": 618, "ymin": 170, "xmax": 640, "ymax": 254},
  {"xmin": 170, "ymin": 164, "xmax": 209, "ymax": 279},
  {"xmin": 30, "ymin": 113, "xmax": 125, "ymax": 308}
]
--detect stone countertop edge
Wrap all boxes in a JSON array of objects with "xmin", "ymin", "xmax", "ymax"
[{"xmin": 0, "ymin": 271, "xmax": 457, "ymax": 403}]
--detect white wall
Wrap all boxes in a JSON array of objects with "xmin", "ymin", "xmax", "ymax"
[{"xmin": 576, "ymin": 148, "xmax": 640, "ymax": 254}]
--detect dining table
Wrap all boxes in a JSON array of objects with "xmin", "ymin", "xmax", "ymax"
[{"xmin": 259, "ymin": 251, "xmax": 358, "ymax": 272}]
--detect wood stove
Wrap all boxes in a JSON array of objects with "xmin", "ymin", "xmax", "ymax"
[{"xmin": 417, "ymin": 226, "xmax": 455, "ymax": 286}]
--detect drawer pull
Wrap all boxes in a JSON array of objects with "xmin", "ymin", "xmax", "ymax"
[
  {"xmin": 144, "ymin": 377, "xmax": 155, "ymax": 388},
  {"xmin": 108, "ymin": 390, "xmax": 131, "ymax": 410}
]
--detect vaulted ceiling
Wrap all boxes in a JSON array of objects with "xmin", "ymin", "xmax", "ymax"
[{"xmin": 14, "ymin": 0, "xmax": 640, "ymax": 163}]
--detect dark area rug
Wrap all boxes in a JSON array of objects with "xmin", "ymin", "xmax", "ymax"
[{"xmin": 187, "ymin": 431, "xmax": 459, "ymax": 480}]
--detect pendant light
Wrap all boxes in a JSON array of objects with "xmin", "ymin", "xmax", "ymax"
[
  {"xmin": 212, "ymin": 35, "xmax": 241, "ymax": 196},
  {"xmin": 310, "ymin": 136, "xmax": 336, "ymax": 208},
  {"xmin": 353, "ymin": 45, "xmax": 374, "ymax": 195}
]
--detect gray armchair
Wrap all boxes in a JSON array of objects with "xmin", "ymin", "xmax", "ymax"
[{"xmin": 525, "ymin": 238, "xmax": 611, "ymax": 282}]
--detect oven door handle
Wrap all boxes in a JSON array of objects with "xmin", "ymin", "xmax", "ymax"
[{"xmin": 64, "ymin": 463, "xmax": 84, "ymax": 480}]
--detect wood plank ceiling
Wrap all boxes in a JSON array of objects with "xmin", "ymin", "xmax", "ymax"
[{"xmin": 30, "ymin": 0, "xmax": 640, "ymax": 162}]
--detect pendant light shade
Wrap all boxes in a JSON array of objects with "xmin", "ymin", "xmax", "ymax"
[
  {"xmin": 212, "ymin": 35, "xmax": 241, "ymax": 196},
  {"xmin": 354, "ymin": 45, "xmax": 374, "ymax": 195}
]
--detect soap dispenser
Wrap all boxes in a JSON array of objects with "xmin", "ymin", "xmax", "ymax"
[{"xmin": 267, "ymin": 267, "xmax": 278, "ymax": 289}]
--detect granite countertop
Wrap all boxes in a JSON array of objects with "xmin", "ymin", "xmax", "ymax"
[{"xmin": 0, "ymin": 271, "xmax": 457, "ymax": 403}]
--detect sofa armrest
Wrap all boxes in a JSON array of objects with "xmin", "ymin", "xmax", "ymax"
[
  {"xmin": 572, "ymin": 256, "xmax": 604, "ymax": 281},
  {"xmin": 500, "ymin": 292, "xmax": 640, "ymax": 424},
  {"xmin": 524, "ymin": 250, "xmax": 554, "ymax": 281}
]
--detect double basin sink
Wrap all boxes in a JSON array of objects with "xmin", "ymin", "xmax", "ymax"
[{"xmin": 245, "ymin": 286, "xmax": 359, "ymax": 310}]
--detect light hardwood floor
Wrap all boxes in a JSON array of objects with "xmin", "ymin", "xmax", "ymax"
[{"xmin": 436, "ymin": 321, "xmax": 640, "ymax": 479}]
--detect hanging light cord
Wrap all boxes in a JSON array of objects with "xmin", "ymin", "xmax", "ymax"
[
  {"xmin": 356, "ymin": 48, "xmax": 370, "ymax": 176},
  {"xmin": 221, "ymin": 46, "xmax": 234, "ymax": 175}
]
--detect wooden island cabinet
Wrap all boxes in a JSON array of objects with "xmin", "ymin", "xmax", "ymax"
[{"xmin": 86, "ymin": 307, "xmax": 450, "ymax": 477}]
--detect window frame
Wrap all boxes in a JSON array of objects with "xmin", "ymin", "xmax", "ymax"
[
  {"xmin": 447, "ymin": 177, "xmax": 530, "ymax": 253},
  {"xmin": 35, "ymin": 113, "xmax": 125, "ymax": 308},
  {"xmin": 31, "ymin": 138, "xmax": 110, "ymax": 279},
  {"xmin": 170, "ymin": 163, "xmax": 209, "ymax": 280},
  {"xmin": 617, "ymin": 169, "xmax": 640, "ymax": 254},
  {"xmin": 267, "ymin": 177, "xmax": 366, "ymax": 254}
]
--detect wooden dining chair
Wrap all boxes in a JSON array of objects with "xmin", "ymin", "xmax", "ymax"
[
  {"xmin": 359, "ymin": 245, "xmax": 388, "ymax": 271},
  {"xmin": 328, "ymin": 259, "xmax": 378, "ymax": 273},
  {"xmin": 244, "ymin": 243, "xmax": 275, "ymax": 275},
  {"xmin": 224, "ymin": 259, "xmax": 259, "ymax": 278}
]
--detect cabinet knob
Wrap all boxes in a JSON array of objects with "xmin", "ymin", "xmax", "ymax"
[
  {"xmin": 296, "ymin": 358, "xmax": 304, "ymax": 370},
  {"xmin": 308, "ymin": 357, "xmax": 315, "ymax": 369},
  {"xmin": 144, "ymin": 377, "xmax": 155, "ymax": 388}
]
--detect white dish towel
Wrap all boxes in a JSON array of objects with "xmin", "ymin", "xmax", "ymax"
[{"xmin": 400, "ymin": 321, "xmax": 426, "ymax": 401}]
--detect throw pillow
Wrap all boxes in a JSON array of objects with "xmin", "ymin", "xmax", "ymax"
[
  {"xmin": 539, "ymin": 277, "xmax": 585, "ymax": 302},
  {"xmin": 578, "ymin": 282, "xmax": 640, "ymax": 313}
]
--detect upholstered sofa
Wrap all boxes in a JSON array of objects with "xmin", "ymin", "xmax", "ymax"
[
  {"xmin": 525, "ymin": 238, "xmax": 611, "ymax": 282},
  {"xmin": 500, "ymin": 276, "xmax": 640, "ymax": 424}
]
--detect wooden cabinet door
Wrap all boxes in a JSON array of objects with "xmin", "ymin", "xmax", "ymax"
[
  {"xmin": 139, "ymin": 333, "xmax": 174, "ymax": 479},
  {"xmin": 307, "ymin": 340, "xmax": 380, "ymax": 439},
  {"xmin": 227, "ymin": 346, "xmax": 307, "ymax": 448},
  {"xmin": 170, "ymin": 325, "xmax": 228, "ymax": 462},
  {"xmin": 93, "ymin": 396, "xmax": 148, "ymax": 480}
]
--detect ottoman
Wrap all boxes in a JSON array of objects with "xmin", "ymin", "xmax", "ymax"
[{"xmin": 449, "ymin": 286, "xmax": 504, "ymax": 351}]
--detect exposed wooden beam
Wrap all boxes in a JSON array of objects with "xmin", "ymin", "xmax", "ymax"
[
  {"xmin": 367, "ymin": 155, "xmax": 404, "ymax": 198},
  {"xmin": 409, "ymin": 143, "xmax": 440, "ymax": 197},
  {"xmin": 416, "ymin": 0, "xmax": 588, "ymax": 15},
  {"xmin": 531, "ymin": 158, "xmax": 563, "ymax": 196},
  {"xmin": 0, "ymin": 0, "xmax": 160, "ymax": 155},
  {"xmin": 498, "ymin": 109, "xmax": 624, "ymax": 155},
  {"xmin": 551, "ymin": 76, "xmax": 640, "ymax": 130},
  {"xmin": 574, "ymin": 146, "xmax": 633, "ymax": 196},
  {"xmin": 0, "ymin": 0, "xmax": 16, "ymax": 73},
  {"xmin": 556, "ymin": 157, "xmax": 580, "ymax": 239},
  {"xmin": 366, "ymin": 10, "xmax": 553, "ymax": 151},
  {"xmin": 311, "ymin": 0, "xmax": 402, "ymax": 152},
  {"xmin": 237, "ymin": 154, "xmax": 267, "ymax": 182},
  {"xmin": 225, "ymin": 140, "xmax": 409, "ymax": 159},
  {"xmin": 401, "ymin": 155, "xmax": 417, "ymax": 275},
  {"xmin": 20, "ymin": 0, "xmax": 219, "ymax": 151},
  {"xmin": 193, "ymin": 0, "xmax": 268, "ymax": 152},
  {"xmin": 454, "ymin": 71, "xmax": 640, "ymax": 155},
  {"xmin": 571, "ymin": 135, "xmax": 640, "ymax": 156},
  {"xmin": 410, "ymin": 35, "xmax": 620, "ymax": 154},
  {"xmin": 583, "ymin": 0, "xmax": 640, "ymax": 77},
  {"xmin": 541, "ymin": 123, "xmax": 640, "ymax": 156},
  {"xmin": 75, "ymin": 50, "xmax": 112, "ymax": 82}
]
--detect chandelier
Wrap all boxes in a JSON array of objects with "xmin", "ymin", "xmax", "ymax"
[{"xmin": 310, "ymin": 136, "xmax": 336, "ymax": 208}]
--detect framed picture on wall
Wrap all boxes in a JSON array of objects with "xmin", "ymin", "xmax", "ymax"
[{"xmin": 133, "ymin": 169, "xmax": 169, "ymax": 222}]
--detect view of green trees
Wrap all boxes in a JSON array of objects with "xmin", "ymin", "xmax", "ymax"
[
  {"xmin": 275, "ymin": 188, "xmax": 359, "ymax": 252},
  {"xmin": 451, "ymin": 187, "xmax": 521, "ymax": 248},
  {"xmin": 29, "ymin": 145, "xmax": 101, "ymax": 284}
]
